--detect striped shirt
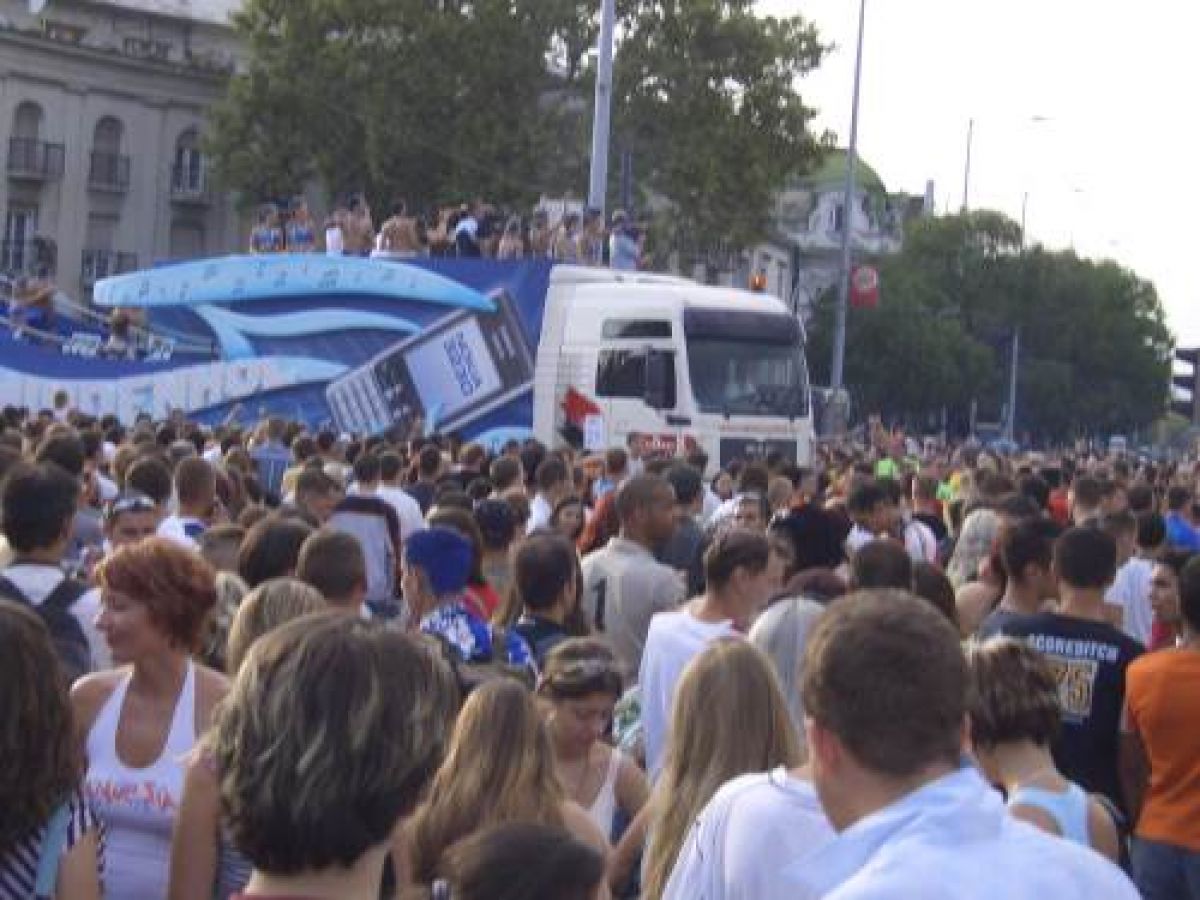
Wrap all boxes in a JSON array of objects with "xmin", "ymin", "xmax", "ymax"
[{"xmin": 0, "ymin": 789, "xmax": 105, "ymax": 899}]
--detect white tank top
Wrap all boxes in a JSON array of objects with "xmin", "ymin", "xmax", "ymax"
[
  {"xmin": 85, "ymin": 661, "xmax": 196, "ymax": 899},
  {"xmin": 586, "ymin": 747, "xmax": 623, "ymax": 839}
]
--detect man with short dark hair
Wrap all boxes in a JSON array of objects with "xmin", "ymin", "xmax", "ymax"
[
  {"xmin": 594, "ymin": 447, "xmax": 630, "ymax": 500},
  {"xmin": 1102, "ymin": 510, "xmax": 1154, "ymax": 641},
  {"xmin": 103, "ymin": 493, "xmax": 160, "ymax": 554},
  {"xmin": 406, "ymin": 446, "xmax": 442, "ymax": 515},
  {"xmin": 581, "ymin": 474, "xmax": 685, "ymax": 680},
  {"xmin": 376, "ymin": 451, "xmax": 425, "ymax": 542},
  {"xmin": 527, "ymin": 456, "xmax": 571, "ymax": 534},
  {"xmin": 296, "ymin": 528, "xmax": 368, "ymax": 615},
  {"xmin": 995, "ymin": 527, "xmax": 1144, "ymax": 814},
  {"xmin": 0, "ymin": 462, "xmax": 106, "ymax": 678},
  {"xmin": 979, "ymin": 517, "xmax": 1060, "ymax": 638},
  {"xmin": 849, "ymin": 539, "xmax": 912, "ymax": 592},
  {"xmin": 511, "ymin": 531, "xmax": 577, "ymax": 665},
  {"xmin": 158, "ymin": 457, "xmax": 216, "ymax": 549},
  {"xmin": 1069, "ymin": 475, "xmax": 1105, "ymax": 526},
  {"xmin": 285, "ymin": 468, "xmax": 343, "ymax": 526},
  {"xmin": 488, "ymin": 455, "xmax": 524, "ymax": 496},
  {"xmin": 125, "ymin": 455, "xmax": 172, "ymax": 507},
  {"xmin": 659, "ymin": 464, "xmax": 706, "ymax": 596},
  {"xmin": 329, "ymin": 466, "xmax": 401, "ymax": 618},
  {"xmin": 844, "ymin": 480, "xmax": 890, "ymax": 556},
  {"xmin": 641, "ymin": 528, "xmax": 772, "ymax": 776},
  {"xmin": 782, "ymin": 590, "xmax": 1137, "ymax": 899}
]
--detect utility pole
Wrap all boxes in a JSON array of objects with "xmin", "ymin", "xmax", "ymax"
[
  {"xmin": 829, "ymin": 0, "xmax": 866, "ymax": 401},
  {"xmin": 1005, "ymin": 326, "xmax": 1020, "ymax": 443},
  {"xmin": 588, "ymin": 0, "xmax": 616, "ymax": 216},
  {"xmin": 962, "ymin": 118, "xmax": 974, "ymax": 212}
]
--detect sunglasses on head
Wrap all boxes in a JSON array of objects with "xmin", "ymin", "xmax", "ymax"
[{"xmin": 104, "ymin": 493, "xmax": 156, "ymax": 522}]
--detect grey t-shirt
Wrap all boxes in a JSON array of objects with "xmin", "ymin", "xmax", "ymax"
[{"xmin": 582, "ymin": 537, "xmax": 686, "ymax": 681}]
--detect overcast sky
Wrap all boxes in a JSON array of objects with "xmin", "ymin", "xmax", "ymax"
[{"xmin": 757, "ymin": 0, "xmax": 1200, "ymax": 343}]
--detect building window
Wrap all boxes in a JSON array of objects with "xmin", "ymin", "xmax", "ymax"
[
  {"xmin": 172, "ymin": 129, "xmax": 206, "ymax": 194},
  {"xmin": 12, "ymin": 102, "xmax": 42, "ymax": 141},
  {"xmin": 89, "ymin": 117, "xmax": 129, "ymax": 191},
  {"xmin": 2, "ymin": 207, "xmax": 39, "ymax": 274}
]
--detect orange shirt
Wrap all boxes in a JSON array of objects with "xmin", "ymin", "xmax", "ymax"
[{"xmin": 1126, "ymin": 648, "xmax": 1200, "ymax": 849}]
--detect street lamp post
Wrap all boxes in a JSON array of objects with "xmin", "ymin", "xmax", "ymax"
[
  {"xmin": 965, "ymin": 117, "xmax": 1050, "ymax": 445},
  {"xmin": 829, "ymin": 0, "xmax": 866, "ymax": 403},
  {"xmin": 588, "ymin": 0, "xmax": 617, "ymax": 216}
]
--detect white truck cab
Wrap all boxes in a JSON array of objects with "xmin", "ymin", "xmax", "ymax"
[{"xmin": 533, "ymin": 266, "xmax": 814, "ymax": 470}]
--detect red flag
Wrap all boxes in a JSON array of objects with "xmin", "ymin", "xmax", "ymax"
[
  {"xmin": 562, "ymin": 387, "xmax": 601, "ymax": 426},
  {"xmin": 850, "ymin": 265, "xmax": 880, "ymax": 308}
]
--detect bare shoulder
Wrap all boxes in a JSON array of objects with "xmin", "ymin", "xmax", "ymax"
[
  {"xmin": 70, "ymin": 668, "xmax": 128, "ymax": 733},
  {"xmin": 1008, "ymin": 802, "xmax": 1062, "ymax": 838},
  {"xmin": 955, "ymin": 581, "xmax": 999, "ymax": 636},
  {"xmin": 614, "ymin": 750, "xmax": 650, "ymax": 805},
  {"xmin": 1087, "ymin": 796, "xmax": 1122, "ymax": 863}
]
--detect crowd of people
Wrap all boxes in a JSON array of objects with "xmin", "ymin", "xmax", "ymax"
[
  {"xmin": 1, "ymin": 399, "xmax": 1197, "ymax": 899},
  {"xmin": 249, "ymin": 196, "xmax": 645, "ymax": 270}
]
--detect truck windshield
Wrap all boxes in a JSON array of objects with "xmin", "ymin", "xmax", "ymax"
[{"xmin": 684, "ymin": 309, "xmax": 810, "ymax": 418}]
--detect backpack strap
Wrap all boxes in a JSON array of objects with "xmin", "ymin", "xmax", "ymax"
[
  {"xmin": 0, "ymin": 573, "xmax": 29, "ymax": 604},
  {"xmin": 41, "ymin": 576, "xmax": 90, "ymax": 615},
  {"xmin": 34, "ymin": 800, "xmax": 72, "ymax": 900}
]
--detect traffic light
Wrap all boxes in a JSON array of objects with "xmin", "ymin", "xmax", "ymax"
[{"xmin": 1172, "ymin": 347, "xmax": 1200, "ymax": 422}]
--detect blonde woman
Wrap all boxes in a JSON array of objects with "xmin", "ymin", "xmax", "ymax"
[
  {"xmin": 213, "ymin": 616, "xmax": 458, "ymax": 899},
  {"xmin": 406, "ymin": 679, "xmax": 608, "ymax": 886},
  {"xmin": 168, "ymin": 579, "xmax": 327, "ymax": 900},
  {"xmin": 642, "ymin": 640, "xmax": 802, "ymax": 900}
]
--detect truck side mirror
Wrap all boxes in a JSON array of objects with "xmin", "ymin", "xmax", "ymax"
[{"xmin": 644, "ymin": 349, "xmax": 670, "ymax": 410}]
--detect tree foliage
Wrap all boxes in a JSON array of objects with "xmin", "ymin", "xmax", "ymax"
[
  {"xmin": 207, "ymin": 0, "xmax": 828, "ymax": 252},
  {"xmin": 807, "ymin": 211, "xmax": 1172, "ymax": 441},
  {"xmin": 613, "ymin": 0, "xmax": 828, "ymax": 265},
  {"xmin": 207, "ymin": 0, "xmax": 595, "ymax": 210}
]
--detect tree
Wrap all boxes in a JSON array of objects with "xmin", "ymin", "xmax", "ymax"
[
  {"xmin": 808, "ymin": 211, "xmax": 1172, "ymax": 441},
  {"xmin": 207, "ymin": 0, "xmax": 595, "ymax": 209},
  {"xmin": 612, "ymin": 0, "xmax": 828, "ymax": 273}
]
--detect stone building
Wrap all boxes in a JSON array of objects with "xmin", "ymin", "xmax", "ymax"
[{"xmin": 0, "ymin": 0, "xmax": 243, "ymax": 302}]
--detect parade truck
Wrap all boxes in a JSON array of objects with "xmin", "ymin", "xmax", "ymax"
[{"xmin": 0, "ymin": 255, "xmax": 814, "ymax": 468}]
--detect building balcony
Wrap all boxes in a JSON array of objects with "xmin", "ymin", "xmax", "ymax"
[
  {"xmin": 170, "ymin": 164, "xmax": 212, "ymax": 205},
  {"xmin": 81, "ymin": 249, "xmax": 138, "ymax": 287},
  {"xmin": 88, "ymin": 151, "xmax": 131, "ymax": 193},
  {"xmin": 7, "ymin": 138, "xmax": 65, "ymax": 181}
]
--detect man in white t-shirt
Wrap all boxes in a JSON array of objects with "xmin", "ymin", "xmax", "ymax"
[
  {"xmin": 528, "ymin": 456, "xmax": 571, "ymax": 535},
  {"xmin": 640, "ymin": 528, "xmax": 779, "ymax": 777},
  {"xmin": 844, "ymin": 479, "xmax": 890, "ymax": 557},
  {"xmin": 375, "ymin": 450, "xmax": 426, "ymax": 543},
  {"xmin": 1101, "ymin": 510, "xmax": 1154, "ymax": 643},
  {"xmin": 157, "ymin": 457, "xmax": 216, "ymax": 551}
]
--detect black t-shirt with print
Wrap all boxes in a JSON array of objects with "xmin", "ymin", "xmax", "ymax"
[{"xmin": 994, "ymin": 612, "xmax": 1144, "ymax": 813}]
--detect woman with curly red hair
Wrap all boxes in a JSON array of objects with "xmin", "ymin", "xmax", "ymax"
[{"xmin": 71, "ymin": 537, "xmax": 227, "ymax": 899}]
